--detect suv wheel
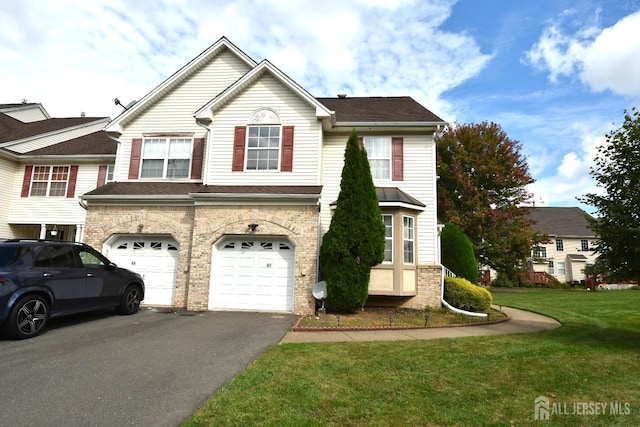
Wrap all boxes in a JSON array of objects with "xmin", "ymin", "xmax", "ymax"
[
  {"xmin": 117, "ymin": 285, "xmax": 142, "ymax": 315},
  {"xmin": 5, "ymin": 295, "xmax": 50, "ymax": 339}
]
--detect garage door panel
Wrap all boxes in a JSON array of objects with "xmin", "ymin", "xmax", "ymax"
[
  {"xmin": 209, "ymin": 237, "xmax": 294, "ymax": 311},
  {"xmin": 109, "ymin": 237, "xmax": 179, "ymax": 306}
]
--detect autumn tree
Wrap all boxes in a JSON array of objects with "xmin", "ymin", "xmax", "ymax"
[
  {"xmin": 320, "ymin": 129, "xmax": 386, "ymax": 312},
  {"xmin": 436, "ymin": 121, "xmax": 542, "ymax": 280},
  {"xmin": 580, "ymin": 107, "xmax": 640, "ymax": 281}
]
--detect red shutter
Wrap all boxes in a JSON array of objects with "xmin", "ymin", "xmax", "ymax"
[
  {"xmin": 358, "ymin": 136, "xmax": 364, "ymax": 150},
  {"xmin": 21, "ymin": 165, "xmax": 33, "ymax": 197},
  {"xmin": 128, "ymin": 138, "xmax": 142, "ymax": 179},
  {"xmin": 281, "ymin": 126, "xmax": 294, "ymax": 172},
  {"xmin": 96, "ymin": 165, "xmax": 107, "ymax": 187},
  {"xmin": 191, "ymin": 137, "xmax": 205, "ymax": 179},
  {"xmin": 66, "ymin": 165, "xmax": 78, "ymax": 198},
  {"xmin": 232, "ymin": 126, "xmax": 246, "ymax": 171},
  {"xmin": 392, "ymin": 137, "xmax": 404, "ymax": 181}
]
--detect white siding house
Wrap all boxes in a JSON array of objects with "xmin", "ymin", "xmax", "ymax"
[{"xmin": 80, "ymin": 37, "xmax": 447, "ymax": 315}]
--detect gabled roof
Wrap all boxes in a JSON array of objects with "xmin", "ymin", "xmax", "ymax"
[
  {"xmin": 0, "ymin": 113, "xmax": 108, "ymax": 144},
  {"xmin": 194, "ymin": 59, "xmax": 332, "ymax": 121},
  {"xmin": 527, "ymin": 207, "xmax": 595, "ymax": 238},
  {"xmin": 106, "ymin": 37, "xmax": 258, "ymax": 133},
  {"xmin": 317, "ymin": 96, "xmax": 445, "ymax": 125},
  {"xmin": 22, "ymin": 131, "xmax": 116, "ymax": 156}
]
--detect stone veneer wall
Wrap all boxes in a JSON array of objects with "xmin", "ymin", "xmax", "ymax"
[
  {"xmin": 188, "ymin": 204, "xmax": 319, "ymax": 314},
  {"xmin": 83, "ymin": 205, "xmax": 196, "ymax": 308},
  {"xmin": 84, "ymin": 203, "xmax": 319, "ymax": 315},
  {"xmin": 396, "ymin": 264, "xmax": 442, "ymax": 310}
]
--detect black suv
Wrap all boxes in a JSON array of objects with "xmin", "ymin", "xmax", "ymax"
[{"xmin": 0, "ymin": 240, "xmax": 144, "ymax": 339}]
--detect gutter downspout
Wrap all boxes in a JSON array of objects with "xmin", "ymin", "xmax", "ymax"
[{"xmin": 440, "ymin": 266, "xmax": 488, "ymax": 318}]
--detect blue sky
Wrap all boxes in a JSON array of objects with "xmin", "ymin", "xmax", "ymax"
[{"xmin": 2, "ymin": 0, "xmax": 640, "ymax": 214}]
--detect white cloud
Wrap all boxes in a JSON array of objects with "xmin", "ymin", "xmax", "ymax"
[
  {"xmin": 1, "ymin": 0, "xmax": 489, "ymax": 120},
  {"xmin": 525, "ymin": 10, "xmax": 640, "ymax": 96}
]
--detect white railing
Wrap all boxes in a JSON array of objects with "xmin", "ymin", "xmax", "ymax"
[{"xmin": 441, "ymin": 265, "xmax": 489, "ymax": 318}]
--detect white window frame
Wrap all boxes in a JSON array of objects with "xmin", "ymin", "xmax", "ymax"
[
  {"xmin": 363, "ymin": 137, "xmax": 391, "ymax": 180},
  {"xmin": 555, "ymin": 238, "xmax": 564, "ymax": 252},
  {"xmin": 382, "ymin": 214, "xmax": 393, "ymax": 263},
  {"xmin": 246, "ymin": 125, "xmax": 281, "ymax": 171},
  {"xmin": 403, "ymin": 215, "xmax": 415, "ymax": 264},
  {"xmin": 140, "ymin": 137, "xmax": 192, "ymax": 179},
  {"xmin": 106, "ymin": 164, "xmax": 115, "ymax": 183},
  {"xmin": 557, "ymin": 261, "xmax": 566, "ymax": 275},
  {"xmin": 548, "ymin": 261, "xmax": 554, "ymax": 274},
  {"xmin": 533, "ymin": 246, "xmax": 547, "ymax": 259},
  {"xmin": 30, "ymin": 165, "xmax": 70, "ymax": 197}
]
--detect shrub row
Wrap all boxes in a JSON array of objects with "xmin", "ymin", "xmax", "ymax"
[{"xmin": 444, "ymin": 276, "xmax": 492, "ymax": 312}]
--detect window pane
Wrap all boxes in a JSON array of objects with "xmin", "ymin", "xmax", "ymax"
[
  {"xmin": 382, "ymin": 215, "xmax": 393, "ymax": 262},
  {"xmin": 404, "ymin": 241, "xmax": 414, "ymax": 264},
  {"xmin": 49, "ymin": 182, "xmax": 67, "ymax": 197},
  {"xmin": 167, "ymin": 159, "xmax": 189, "ymax": 178},
  {"xmin": 168, "ymin": 139, "xmax": 191, "ymax": 158},
  {"xmin": 143, "ymin": 139, "xmax": 166, "ymax": 157},
  {"xmin": 403, "ymin": 216, "xmax": 414, "ymax": 263},
  {"xmin": 33, "ymin": 166, "xmax": 50, "ymax": 181},
  {"xmin": 141, "ymin": 159, "xmax": 164, "ymax": 178},
  {"xmin": 30, "ymin": 182, "xmax": 48, "ymax": 196}
]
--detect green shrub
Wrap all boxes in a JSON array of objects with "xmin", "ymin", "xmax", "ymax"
[
  {"xmin": 444, "ymin": 276, "xmax": 492, "ymax": 312},
  {"xmin": 441, "ymin": 222, "xmax": 479, "ymax": 283},
  {"xmin": 491, "ymin": 272, "xmax": 514, "ymax": 288}
]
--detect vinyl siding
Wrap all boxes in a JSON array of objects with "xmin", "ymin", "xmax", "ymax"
[
  {"xmin": 533, "ymin": 236, "xmax": 597, "ymax": 282},
  {"xmin": 0, "ymin": 157, "xmax": 17, "ymax": 238},
  {"xmin": 207, "ymin": 74, "xmax": 322, "ymax": 185},
  {"xmin": 114, "ymin": 48, "xmax": 252, "ymax": 182},
  {"xmin": 320, "ymin": 133, "xmax": 439, "ymax": 264},
  {"xmin": 7, "ymin": 164, "xmax": 102, "ymax": 225}
]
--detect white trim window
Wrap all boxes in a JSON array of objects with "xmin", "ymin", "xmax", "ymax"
[
  {"xmin": 106, "ymin": 164, "xmax": 115, "ymax": 183},
  {"xmin": 532, "ymin": 246, "xmax": 547, "ymax": 259},
  {"xmin": 382, "ymin": 214, "xmax": 393, "ymax": 262},
  {"xmin": 30, "ymin": 165, "xmax": 69, "ymax": 197},
  {"xmin": 548, "ymin": 261, "xmax": 555, "ymax": 274},
  {"xmin": 364, "ymin": 137, "xmax": 391, "ymax": 180},
  {"xmin": 141, "ymin": 138, "xmax": 192, "ymax": 178},
  {"xmin": 557, "ymin": 261, "xmax": 566, "ymax": 275},
  {"xmin": 246, "ymin": 126, "xmax": 280, "ymax": 170},
  {"xmin": 555, "ymin": 238, "xmax": 564, "ymax": 252},
  {"xmin": 403, "ymin": 215, "xmax": 415, "ymax": 264}
]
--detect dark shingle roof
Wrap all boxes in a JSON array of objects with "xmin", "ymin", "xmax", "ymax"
[
  {"xmin": 84, "ymin": 182, "xmax": 323, "ymax": 197},
  {"xmin": 25, "ymin": 131, "xmax": 116, "ymax": 155},
  {"xmin": 527, "ymin": 207, "xmax": 595, "ymax": 237},
  {"xmin": 0, "ymin": 113, "xmax": 107, "ymax": 143},
  {"xmin": 316, "ymin": 96, "xmax": 445, "ymax": 123},
  {"xmin": 376, "ymin": 187, "xmax": 425, "ymax": 207}
]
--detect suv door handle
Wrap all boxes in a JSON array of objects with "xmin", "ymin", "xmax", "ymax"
[
  {"xmin": 87, "ymin": 273, "xmax": 95, "ymax": 277},
  {"xmin": 43, "ymin": 273, "xmax": 53, "ymax": 277}
]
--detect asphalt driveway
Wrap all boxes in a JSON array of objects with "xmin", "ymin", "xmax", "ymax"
[{"xmin": 0, "ymin": 307, "xmax": 297, "ymax": 426}]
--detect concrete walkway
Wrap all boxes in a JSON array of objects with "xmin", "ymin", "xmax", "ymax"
[{"xmin": 280, "ymin": 306, "xmax": 560, "ymax": 344}]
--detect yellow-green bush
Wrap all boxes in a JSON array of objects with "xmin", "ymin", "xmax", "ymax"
[{"xmin": 444, "ymin": 276, "xmax": 492, "ymax": 312}]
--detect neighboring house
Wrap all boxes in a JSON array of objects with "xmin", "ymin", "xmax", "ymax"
[
  {"xmin": 81, "ymin": 37, "xmax": 446, "ymax": 314},
  {"xmin": 0, "ymin": 102, "xmax": 115, "ymax": 241},
  {"xmin": 527, "ymin": 207, "xmax": 597, "ymax": 283}
]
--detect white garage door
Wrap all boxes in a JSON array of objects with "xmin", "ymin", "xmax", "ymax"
[
  {"xmin": 108, "ymin": 236, "xmax": 179, "ymax": 306},
  {"xmin": 209, "ymin": 238, "xmax": 295, "ymax": 311}
]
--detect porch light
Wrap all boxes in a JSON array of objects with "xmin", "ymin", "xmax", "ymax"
[{"xmin": 50, "ymin": 226, "xmax": 58, "ymax": 237}]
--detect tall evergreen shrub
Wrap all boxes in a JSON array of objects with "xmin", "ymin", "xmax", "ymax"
[
  {"xmin": 320, "ymin": 130, "xmax": 386, "ymax": 312},
  {"xmin": 441, "ymin": 222, "xmax": 479, "ymax": 283}
]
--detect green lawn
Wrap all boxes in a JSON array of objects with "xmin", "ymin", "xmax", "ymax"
[{"xmin": 183, "ymin": 289, "xmax": 640, "ymax": 426}]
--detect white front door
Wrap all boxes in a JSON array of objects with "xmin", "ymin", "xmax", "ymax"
[
  {"xmin": 108, "ymin": 236, "xmax": 179, "ymax": 306},
  {"xmin": 209, "ymin": 238, "xmax": 295, "ymax": 311}
]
